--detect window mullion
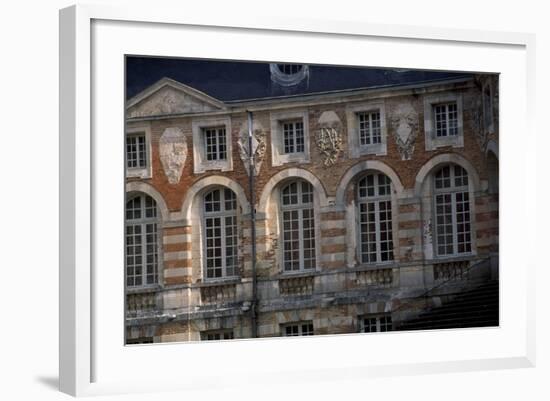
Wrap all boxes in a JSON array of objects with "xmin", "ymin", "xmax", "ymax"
[
  {"xmin": 298, "ymin": 208, "xmax": 304, "ymax": 271},
  {"xmin": 220, "ymin": 213, "xmax": 227, "ymax": 276},
  {"xmin": 451, "ymin": 192, "xmax": 458, "ymax": 255},
  {"xmin": 446, "ymin": 107, "xmax": 451, "ymax": 137},
  {"xmin": 219, "ymin": 129, "xmax": 223, "ymax": 160},
  {"xmin": 374, "ymin": 200, "xmax": 381, "ymax": 263},
  {"xmin": 140, "ymin": 222, "xmax": 147, "ymax": 285},
  {"xmin": 356, "ymin": 201, "xmax": 362, "ymax": 264},
  {"xmin": 291, "ymin": 123, "xmax": 296, "ymax": 153},
  {"xmin": 368, "ymin": 114, "xmax": 373, "ymax": 144}
]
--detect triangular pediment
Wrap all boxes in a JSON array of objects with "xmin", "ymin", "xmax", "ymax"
[{"xmin": 126, "ymin": 78, "xmax": 225, "ymax": 118}]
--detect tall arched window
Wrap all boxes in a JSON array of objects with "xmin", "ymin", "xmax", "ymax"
[
  {"xmin": 280, "ymin": 180, "xmax": 316, "ymax": 271},
  {"xmin": 357, "ymin": 173, "xmax": 394, "ymax": 263},
  {"xmin": 203, "ymin": 188, "xmax": 238, "ymax": 279},
  {"xmin": 433, "ymin": 164, "xmax": 472, "ymax": 256},
  {"xmin": 125, "ymin": 194, "xmax": 159, "ymax": 287}
]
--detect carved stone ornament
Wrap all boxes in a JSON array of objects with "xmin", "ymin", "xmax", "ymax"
[
  {"xmin": 389, "ymin": 102, "xmax": 419, "ymax": 160},
  {"xmin": 471, "ymin": 98, "xmax": 488, "ymax": 152},
  {"xmin": 238, "ymin": 121, "xmax": 267, "ymax": 176},
  {"xmin": 316, "ymin": 111, "xmax": 343, "ymax": 167},
  {"xmin": 159, "ymin": 127, "xmax": 187, "ymax": 184}
]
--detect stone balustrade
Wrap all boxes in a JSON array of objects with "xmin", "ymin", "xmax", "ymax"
[
  {"xmin": 278, "ymin": 275, "xmax": 314, "ymax": 296},
  {"xmin": 356, "ymin": 268, "xmax": 393, "ymax": 288},
  {"xmin": 200, "ymin": 282, "xmax": 237, "ymax": 304},
  {"xmin": 127, "ymin": 291, "xmax": 157, "ymax": 315},
  {"xmin": 433, "ymin": 260, "xmax": 470, "ymax": 282}
]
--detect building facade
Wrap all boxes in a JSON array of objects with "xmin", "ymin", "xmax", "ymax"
[{"xmin": 125, "ymin": 62, "xmax": 499, "ymax": 344}]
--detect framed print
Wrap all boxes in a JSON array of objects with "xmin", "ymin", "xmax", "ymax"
[{"xmin": 59, "ymin": 4, "xmax": 536, "ymax": 397}]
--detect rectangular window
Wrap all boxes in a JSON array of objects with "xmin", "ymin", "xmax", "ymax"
[
  {"xmin": 360, "ymin": 314, "xmax": 393, "ymax": 333},
  {"xmin": 435, "ymin": 192, "xmax": 471, "ymax": 256},
  {"xmin": 282, "ymin": 322, "xmax": 314, "ymax": 336},
  {"xmin": 200, "ymin": 330, "xmax": 234, "ymax": 341},
  {"xmin": 126, "ymin": 134, "xmax": 147, "ymax": 168},
  {"xmin": 282, "ymin": 207, "xmax": 316, "ymax": 271},
  {"xmin": 204, "ymin": 213, "xmax": 238, "ymax": 278},
  {"xmin": 204, "ymin": 127, "xmax": 227, "ymax": 161},
  {"xmin": 357, "ymin": 111, "xmax": 381, "ymax": 145},
  {"xmin": 282, "ymin": 120, "xmax": 304, "ymax": 154},
  {"xmin": 434, "ymin": 103, "xmax": 458, "ymax": 137},
  {"xmin": 204, "ymin": 215, "xmax": 238, "ymax": 279},
  {"xmin": 126, "ymin": 221, "xmax": 158, "ymax": 287},
  {"xmin": 358, "ymin": 200, "xmax": 393, "ymax": 263},
  {"xmin": 126, "ymin": 337, "xmax": 154, "ymax": 345}
]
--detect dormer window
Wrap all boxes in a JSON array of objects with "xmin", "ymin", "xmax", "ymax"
[
  {"xmin": 269, "ymin": 63, "xmax": 309, "ymax": 87},
  {"xmin": 277, "ymin": 64, "xmax": 303, "ymax": 75}
]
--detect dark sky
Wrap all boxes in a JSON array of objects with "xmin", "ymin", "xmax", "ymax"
[{"xmin": 126, "ymin": 56, "xmax": 472, "ymax": 102}]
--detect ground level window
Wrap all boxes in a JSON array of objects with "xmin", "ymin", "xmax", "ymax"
[
  {"xmin": 281, "ymin": 321, "xmax": 314, "ymax": 336},
  {"xmin": 200, "ymin": 330, "xmax": 234, "ymax": 341},
  {"xmin": 126, "ymin": 337, "xmax": 154, "ymax": 345},
  {"xmin": 360, "ymin": 314, "xmax": 393, "ymax": 333}
]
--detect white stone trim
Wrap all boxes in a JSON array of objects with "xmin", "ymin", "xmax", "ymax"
[
  {"xmin": 423, "ymin": 92, "xmax": 464, "ymax": 151},
  {"xmin": 125, "ymin": 124, "xmax": 152, "ymax": 179},
  {"xmin": 127, "ymin": 77, "xmax": 226, "ymax": 111},
  {"xmin": 258, "ymin": 168, "xmax": 329, "ymax": 214},
  {"xmin": 181, "ymin": 175, "xmax": 249, "ymax": 220},
  {"xmin": 191, "ymin": 116, "xmax": 233, "ymax": 173},
  {"xmin": 125, "ymin": 181, "xmax": 170, "ymax": 222},
  {"xmin": 339, "ymin": 166, "xmax": 401, "ymax": 268},
  {"xmin": 335, "ymin": 160, "xmax": 404, "ymax": 206},
  {"xmin": 164, "ymin": 251, "xmax": 192, "ymax": 261},
  {"xmin": 163, "ymin": 267, "xmax": 192, "ymax": 278},
  {"xmin": 345, "ymin": 101, "xmax": 387, "ymax": 157},
  {"xmin": 270, "ymin": 109, "xmax": 310, "ymax": 166},
  {"xmin": 414, "ymin": 153, "xmax": 481, "ymax": 196},
  {"xmin": 415, "ymin": 154, "xmax": 480, "ymax": 260},
  {"xmin": 163, "ymin": 234, "xmax": 191, "ymax": 245}
]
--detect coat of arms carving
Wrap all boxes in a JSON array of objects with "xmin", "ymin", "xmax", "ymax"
[
  {"xmin": 238, "ymin": 121, "xmax": 267, "ymax": 176},
  {"xmin": 159, "ymin": 127, "xmax": 187, "ymax": 184},
  {"xmin": 389, "ymin": 102, "xmax": 419, "ymax": 160},
  {"xmin": 316, "ymin": 111, "xmax": 343, "ymax": 167}
]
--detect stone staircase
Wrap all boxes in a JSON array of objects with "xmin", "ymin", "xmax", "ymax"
[{"xmin": 397, "ymin": 280, "xmax": 499, "ymax": 331}]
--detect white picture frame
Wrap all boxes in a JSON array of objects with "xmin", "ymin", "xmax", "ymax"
[{"xmin": 59, "ymin": 4, "xmax": 536, "ymax": 397}]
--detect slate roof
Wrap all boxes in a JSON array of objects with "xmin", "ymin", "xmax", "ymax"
[{"xmin": 126, "ymin": 56, "xmax": 472, "ymax": 102}]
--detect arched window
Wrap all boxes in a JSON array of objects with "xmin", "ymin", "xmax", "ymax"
[
  {"xmin": 125, "ymin": 194, "xmax": 160, "ymax": 287},
  {"xmin": 357, "ymin": 173, "xmax": 394, "ymax": 263},
  {"xmin": 203, "ymin": 188, "xmax": 238, "ymax": 279},
  {"xmin": 433, "ymin": 165, "xmax": 472, "ymax": 256},
  {"xmin": 280, "ymin": 180, "xmax": 316, "ymax": 271}
]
